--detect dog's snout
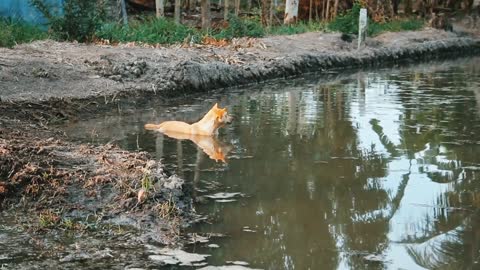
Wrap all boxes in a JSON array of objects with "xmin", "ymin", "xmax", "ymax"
[{"xmin": 225, "ymin": 115, "xmax": 233, "ymax": 124}]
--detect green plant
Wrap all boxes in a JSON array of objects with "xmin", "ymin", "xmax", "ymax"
[
  {"xmin": 328, "ymin": 1, "xmax": 424, "ymax": 36},
  {"xmin": 141, "ymin": 174, "xmax": 153, "ymax": 192},
  {"xmin": 213, "ymin": 15, "xmax": 265, "ymax": 40},
  {"xmin": 39, "ymin": 210, "xmax": 60, "ymax": 228},
  {"xmin": 268, "ymin": 21, "xmax": 326, "ymax": 35},
  {"xmin": 368, "ymin": 19, "xmax": 424, "ymax": 36},
  {"xmin": 0, "ymin": 18, "xmax": 48, "ymax": 48},
  {"xmin": 328, "ymin": 1, "xmax": 363, "ymax": 35},
  {"xmin": 30, "ymin": 0, "xmax": 106, "ymax": 42},
  {"xmin": 96, "ymin": 17, "xmax": 199, "ymax": 44}
]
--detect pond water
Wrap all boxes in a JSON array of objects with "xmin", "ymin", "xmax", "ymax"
[{"xmin": 62, "ymin": 56, "xmax": 480, "ymax": 269}]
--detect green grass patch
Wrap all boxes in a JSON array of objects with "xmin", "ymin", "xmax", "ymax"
[
  {"xmin": 328, "ymin": 2, "xmax": 424, "ymax": 36},
  {"xmin": 0, "ymin": 18, "xmax": 48, "ymax": 48},
  {"xmin": 96, "ymin": 17, "xmax": 199, "ymax": 44},
  {"xmin": 367, "ymin": 19, "xmax": 424, "ymax": 36},
  {"xmin": 96, "ymin": 15, "xmax": 266, "ymax": 45},
  {"xmin": 213, "ymin": 15, "xmax": 265, "ymax": 39},
  {"xmin": 267, "ymin": 21, "xmax": 327, "ymax": 36}
]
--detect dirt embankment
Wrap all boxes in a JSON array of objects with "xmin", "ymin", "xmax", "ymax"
[
  {"xmin": 1, "ymin": 29, "xmax": 479, "ymax": 103},
  {"xmin": 1, "ymin": 26, "xmax": 480, "ymax": 248},
  {"xmin": 0, "ymin": 114, "xmax": 192, "ymax": 245}
]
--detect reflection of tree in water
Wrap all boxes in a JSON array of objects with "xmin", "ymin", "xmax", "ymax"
[
  {"xmin": 383, "ymin": 60, "xmax": 480, "ymax": 269},
  {"xmin": 406, "ymin": 214, "xmax": 480, "ymax": 270},
  {"xmin": 221, "ymin": 84, "xmax": 394, "ymax": 269}
]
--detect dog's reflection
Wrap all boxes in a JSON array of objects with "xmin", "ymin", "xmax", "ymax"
[{"xmin": 160, "ymin": 130, "xmax": 232, "ymax": 163}]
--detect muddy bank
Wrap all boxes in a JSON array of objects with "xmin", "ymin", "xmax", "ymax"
[
  {"xmin": 1, "ymin": 29, "xmax": 480, "ymax": 103},
  {"xmin": 0, "ymin": 115, "xmax": 194, "ymax": 244}
]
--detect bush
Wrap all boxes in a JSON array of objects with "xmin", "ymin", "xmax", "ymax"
[
  {"xmin": 0, "ymin": 18, "xmax": 48, "ymax": 48},
  {"xmin": 96, "ymin": 17, "xmax": 199, "ymax": 44},
  {"xmin": 328, "ymin": 2, "xmax": 424, "ymax": 36},
  {"xmin": 213, "ymin": 15, "xmax": 265, "ymax": 40},
  {"xmin": 328, "ymin": 2, "xmax": 362, "ymax": 35},
  {"xmin": 30, "ymin": 0, "xmax": 106, "ymax": 42},
  {"xmin": 368, "ymin": 19, "xmax": 424, "ymax": 36}
]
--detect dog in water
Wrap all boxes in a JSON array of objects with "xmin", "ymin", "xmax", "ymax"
[
  {"xmin": 144, "ymin": 103, "xmax": 232, "ymax": 136},
  {"xmin": 144, "ymin": 103, "xmax": 233, "ymax": 162}
]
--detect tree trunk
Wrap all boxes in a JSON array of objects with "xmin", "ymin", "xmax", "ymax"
[
  {"xmin": 120, "ymin": 0, "xmax": 128, "ymax": 25},
  {"xmin": 326, "ymin": 0, "xmax": 330, "ymax": 20},
  {"xmin": 284, "ymin": 0, "xmax": 299, "ymax": 24},
  {"xmin": 247, "ymin": 0, "xmax": 252, "ymax": 11},
  {"xmin": 269, "ymin": 0, "xmax": 274, "ymax": 26},
  {"xmin": 189, "ymin": 0, "xmax": 196, "ymax": 11},
  {"xmin": 201, "ymin": 0, "xmax": 211, "ymax": 29},
  {"xmin": 174, "ymin": 0, "xmax": 181, "ymax": 24},
  {"xmin": 464, "ymin": 0, "xmax": 474, "ymax": 11},
  {"xmin": 333, "ymin": 0, "xmax": 339, "ymax": 19},
  {"xmin": 404, "ymin": 0, "xmax": 412, "ymax": 14},
  {"xmin": 261, "ymin": 0, "xmax": 271, "ymax": 25},
  {"xmin": 235, "ymin": 0, "xmax": 240, "ymax": 15},
  {"xmin": 155, "ymin": 0, "xmax": 164, "ymax": 17},
  {"xmin": 309, "ymin": 0, "xmax": 313, "ymax": 22},
  {"xmin": 392, "ymin": 0, "xmax": 399, "ymax": 15},
  {"xmin": 322, "ymin": 0, "xmax": 327, "ymax": 20},
  {"xmin": 224, "ymin": 0, "xmax": 229, "ymax": 20}
]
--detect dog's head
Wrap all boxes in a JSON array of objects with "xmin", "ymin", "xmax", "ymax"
[{"xmin": 212, "ymin": 103, "xmax": 233, "ymax": 126}]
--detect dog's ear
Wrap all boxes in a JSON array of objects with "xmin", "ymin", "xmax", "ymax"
[
  {"xmin": 215, "ymin": 108, "xmax": 226, "ymax": 119},
  {"xmin": 212, "ymin": 103, "xmax": 219, "ymax": 109}
]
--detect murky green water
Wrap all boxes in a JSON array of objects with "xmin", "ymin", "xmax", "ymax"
[{"xmin": 55, "ymin": 57, "xmax": 480, "ymax": 269}]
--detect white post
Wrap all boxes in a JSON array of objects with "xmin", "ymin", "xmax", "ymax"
[{"xmin": 358, "ymin": 8, "xmax": 367, "ymax": 50}]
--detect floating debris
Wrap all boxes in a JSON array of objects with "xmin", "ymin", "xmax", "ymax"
[
  {"xmin": 205, "ymin": 192, "xmax": 242, "ymax": 200},
  {"xmin": 148, "ymin": 247, "xmax": 210, "ymax": 266},
  {"xmin": 198, "ymin": 266, "xmax": 261, "ymax": 270},
  {"xmin": 363, "ymin": 254, "xmax": 386, "ymax": 262},
  {"xmin": 208, "ymin": 244, "xmax": 220, "ymax": 248},
  {"xmin": 215, "ymin": 199, "xmax": 237, "ymax": 203},
  {"xmin": 227, "ymin": 261, "xmax": 250, "ymax": 266},
  {"xmin": 148, "ymin": 255, "xmax": 180, "ymax": 265},
  {"xmin": 186, "ymin": 233, "xmax": 210, "ymax": 244},
  {"xmin": 242, "ymin": 226, "xmax": 257, "ymax": 233}
]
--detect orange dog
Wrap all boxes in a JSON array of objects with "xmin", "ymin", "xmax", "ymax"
[{"xmin": 144, "ymin": 103, "xmax": 232, "ymax": 136}]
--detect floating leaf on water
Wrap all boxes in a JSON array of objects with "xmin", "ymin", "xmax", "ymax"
[
  {"xmin": 205, "ymin": 192, "xmax": 242, "ymax": 199},
  {"xmin": 227, "ymin": 260, "xmax": 250, "ymax": 266}
]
